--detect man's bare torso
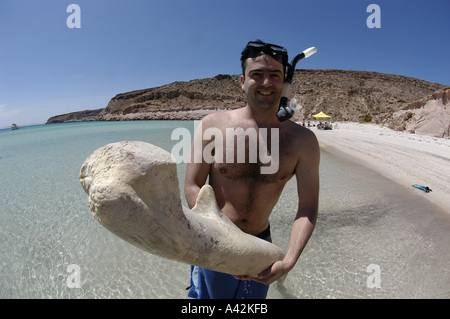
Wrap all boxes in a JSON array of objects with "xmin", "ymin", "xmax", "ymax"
[{"xmin": 204, "ymin": 109, "xmax": 309, "ymax": 235}]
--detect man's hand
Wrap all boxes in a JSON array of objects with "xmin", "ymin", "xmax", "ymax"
[
  {"xmin": 254, "ymin": 260, "xmax": 290, "ymax": 286},
  {"xmin": 233, "ymin": 260, "xmax": 290, "ymax": 286}
]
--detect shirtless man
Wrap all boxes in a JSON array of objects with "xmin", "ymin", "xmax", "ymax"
[{"xmin": 185, "ymin": 40, "xmax": 320, "ymax": 299}]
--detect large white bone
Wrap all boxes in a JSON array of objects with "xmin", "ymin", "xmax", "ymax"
[{"xmin": 79, "ymin": 141, "xmax": 284, "ymax": 277}]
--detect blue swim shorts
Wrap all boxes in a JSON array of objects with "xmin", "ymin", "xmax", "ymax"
[{"xmin": 187, "ymin": 225, "xmax": 272, "ymax": 299}]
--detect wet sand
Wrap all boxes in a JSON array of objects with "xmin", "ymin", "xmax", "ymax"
[{"xmin": 313, "ymin": 122, "xmax": 450, "ymax": 213}]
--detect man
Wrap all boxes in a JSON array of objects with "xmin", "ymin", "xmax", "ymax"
[{"xmin": 185, "ymin": 40, "xmax": 320, "ymax": 299}]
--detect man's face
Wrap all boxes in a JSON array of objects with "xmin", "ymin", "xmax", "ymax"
[{"xmin": 240, "ymin": 55, "xmax": 285, "ymax": 111}]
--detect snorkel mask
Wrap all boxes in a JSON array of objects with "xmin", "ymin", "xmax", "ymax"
[
  {"xmin": 242, "ymin": 41, "xmax": 289, "ymax": 69},
  {"xmin": 241, "ymin": 41, "xmax": 317, "ymax": 122}
]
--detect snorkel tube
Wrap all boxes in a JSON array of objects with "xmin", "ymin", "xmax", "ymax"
[{"xmin": 276, "ymin": 46, "xmax": 317, "ymax": 122}]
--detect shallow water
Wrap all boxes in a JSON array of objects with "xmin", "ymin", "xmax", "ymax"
[
  {"xmin": 271, "ymin": 143, "xmax": 450, "ymax": 298},
  {"xmin": 0, "ymin": 122, "xmax": 449, "ymax": 298}
]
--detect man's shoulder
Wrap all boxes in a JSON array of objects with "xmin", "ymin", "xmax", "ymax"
[
  {"xmin": 201, "ymin": 108, "xmax": 242, "ymax": 126},
  {"xmin": 285, "ymin": 120, "xmax": 316, "ymax": 136},
  {"xmin": 283, "ymin": 121, "xmax": 319, "ymax": 148}
]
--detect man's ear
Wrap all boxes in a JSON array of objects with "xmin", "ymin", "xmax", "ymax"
[{"xmin": 240, "ymin": 74, "xmax": 245, "ymax": 92}]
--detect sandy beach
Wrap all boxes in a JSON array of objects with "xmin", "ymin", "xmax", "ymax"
[{"xmin": 312, "ymin": 122, "xmax": 450, "ymax": 214}]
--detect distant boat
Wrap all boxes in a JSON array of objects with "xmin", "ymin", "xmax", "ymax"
[{"xmin": 11, "ymin": 122, "xmax": 19, "ymax": 130}]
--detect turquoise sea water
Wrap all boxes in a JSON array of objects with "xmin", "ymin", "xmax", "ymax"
[{"xmin": 1, "ymin": 121, "xmax": 449, "ymax": 298}]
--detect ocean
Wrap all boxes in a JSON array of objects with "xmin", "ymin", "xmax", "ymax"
[{"xmin": 1, "ymin": 121, "xmax": 449, "ymax": 298}]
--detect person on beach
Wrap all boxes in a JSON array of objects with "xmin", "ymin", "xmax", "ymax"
[{"xmin": 185, "ymin": 40, "xmax": 320, "ymax": 299}]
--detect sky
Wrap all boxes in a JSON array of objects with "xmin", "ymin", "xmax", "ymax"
[{"xmin": 0, "ymin": 0, "xmax": 449, "ymax": 129}]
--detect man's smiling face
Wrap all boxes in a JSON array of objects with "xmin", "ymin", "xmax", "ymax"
[{"xmin": 241, "ymin": 55, "xmax": 285, "ymax": 111}]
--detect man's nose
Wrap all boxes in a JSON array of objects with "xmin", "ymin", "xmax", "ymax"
[{"xmin": 262, "ymin": 74, "xmax": 272, "ymax": 85}]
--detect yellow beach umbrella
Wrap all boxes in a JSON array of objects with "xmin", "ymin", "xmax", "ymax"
[{"xmin": 312, "ymin": 111, "xmax": 331, "ymax": 119}]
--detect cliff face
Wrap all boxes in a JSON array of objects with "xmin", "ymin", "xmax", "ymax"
[
  {"xmin": 384, "ymin": 87, "xmax": 450, "ymax": 138},
  {"xmin": 98, "ymin": 74, "xmax": 244, "ymax": 121},
  {"xmin": 46, "ymin": 70, "xmax": 445, "ymax": 126},
  {"xmin": 288, "ymin": 70, "xmax": 444, "ymax": 123},
  {"xmin": 46, "ymin": 109, "xmax": 103, "ymax": 123}
]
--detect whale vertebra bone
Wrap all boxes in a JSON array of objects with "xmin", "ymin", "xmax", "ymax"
[{"xmin": 80, "ymin": 141, "xmax": 284, "ymax": 277}]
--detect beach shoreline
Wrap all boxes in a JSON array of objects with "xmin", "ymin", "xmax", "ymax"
[{"xmin": 312, "ymin": 122, "xmax": 450, "ymax": 214}]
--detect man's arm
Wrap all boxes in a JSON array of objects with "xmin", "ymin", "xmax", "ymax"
[
  {"xmin": 255, "ymin": 130, "xmax": 320, "ymax": 285},
  {"xmin": 283, "ymin": 131, "xmax": 320, "ymax": 269},
  {"xmin": 184, "ymin": 117, "xmax": 214, "ymax": 208}
]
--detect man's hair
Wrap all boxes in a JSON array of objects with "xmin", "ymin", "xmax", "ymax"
[{"xmin": 240, "ymin": 39, "xmax": 288, "ymax": 77}]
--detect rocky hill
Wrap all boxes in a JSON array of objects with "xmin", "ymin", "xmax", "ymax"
[
  {"xmin": 383, "ymin": 86, "xmax": 450, "ymax": 138},
  {"xmin": 47, "ymin": 69, "xmax": 445, "ymax": 127}
]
